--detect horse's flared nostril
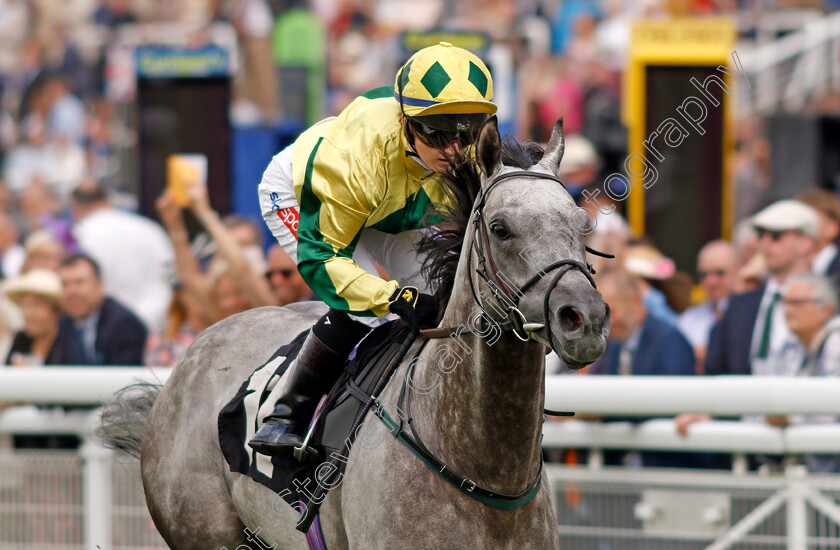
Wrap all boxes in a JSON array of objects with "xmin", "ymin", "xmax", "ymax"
[{"xmin": 559, "ymin": 306, "xmax": 584, "ymax": 333}]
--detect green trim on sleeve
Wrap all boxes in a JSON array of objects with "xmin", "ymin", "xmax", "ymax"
[{"xmin": 296, "ymin": 137, "xmax": 351, "ymax": 311}]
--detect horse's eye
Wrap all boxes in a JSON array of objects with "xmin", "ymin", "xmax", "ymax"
[{"xmin": 490, "ymin": 223, "xmax": 510, "ymax": 241}]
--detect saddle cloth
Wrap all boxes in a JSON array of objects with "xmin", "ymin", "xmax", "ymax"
[{"xmin": 218, "ymin": 320, "xmax": 412, "ymax": 518}]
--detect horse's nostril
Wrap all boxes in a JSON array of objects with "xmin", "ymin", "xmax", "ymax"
[{"xmin": 559, "ymin": 306, "xmax": 584, "ymax": 333}]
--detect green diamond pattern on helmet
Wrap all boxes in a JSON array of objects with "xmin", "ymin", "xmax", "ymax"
[
  {"xmin": 398, "ymin": 60, "xmax": 413, "ymax": 93},
  {"xmin": 420, "ymin": 61, "xmax": 451, "ymax": 99},
  {"xmin": 468, "ymin": 61, "xmax": 488, "ymax": 97}
]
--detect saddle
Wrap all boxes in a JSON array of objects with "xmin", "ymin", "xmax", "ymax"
[{"xmin": 218, "ymin": 320, "xmax": 417, "ymax": 533}]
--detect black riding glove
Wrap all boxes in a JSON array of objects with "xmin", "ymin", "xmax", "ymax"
[{"xmin": 388, "ymin": 286, "xmax": 438, "ymax": 330}]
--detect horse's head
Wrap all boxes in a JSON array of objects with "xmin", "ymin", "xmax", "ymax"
[{"xmin": 468, "ymin": 117, "xmax": 610, "ymax": 368}]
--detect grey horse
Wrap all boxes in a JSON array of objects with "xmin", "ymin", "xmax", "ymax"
[{"xmin": 100, "ymin": 118, "xmax": 609, "ymax": 550}]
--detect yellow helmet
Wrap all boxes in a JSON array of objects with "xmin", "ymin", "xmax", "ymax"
[{"xmin": 395, "ymin": 42, "xmax": 496, "ymax": 133}]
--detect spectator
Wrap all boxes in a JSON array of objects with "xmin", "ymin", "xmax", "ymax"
[
  {"xmin": 678, "ymin": 201, "xmax": 819, "ymax": 437},
  {"xmin": 93, "ymin": 0, "xmax": 137, "ymax": 27},
  {"xmin": 706, "ymin": 200, "xmax": 818, "ymax": 377},
  {"xmin": 561, "ymin": 134, "xmax": 601, "ymax": 201},
  {"xmin": 42, "ymin": 73, "xmax": 86, "ymax": 146},
  {"xmin": 207, "ymin": 259, "xmax": 252, "ymax": 321},
  {"xmin": 3, "ymin": 267, "xmax": 72, "ymax": 449},
  {"xmin": 265, "ymin": 243, "xmax": 315, "ymax": 305},
  {"xmin": 182, "ymin": 184, "xmax": 274, "ymax": 311},
  {"xmin": 795, "ymin": 187, "xmax": 840, "ymax": 288},
  {"xmin": 53, "ymin": 254, "xmax": 147, "ymax": 366},
  {"xmin": 623, "ymin": 243, "xmax": 681, "ymax": 327},
  {"xmin": 678, "ymin": 240, "xmax": 738, "ymax": 369},
  {"xmin": 0, "ymin": 212, "xmax": 25, "ymax": 278},
  {"xmin": 590, "ymin": 270, "xmax": 695, "ymax": 377},
  {"xmin": 1, "ymin": 114, "xmax": 62, "ymax": 194},
  {"xmin": 17, "ymin": 177, "xmax": 68, "ymax": 235},
  {"xmin": 20, "ymin": 229, "xmax": 66, "ymax": 273},
  {"xmin": 223, "ymin": 214, "xmax": 264, "ymax": 249},
  {"xmin": 71, "ymin": 179, "xmax": 174, "ymax": 333},
  {"xmin": 759, "ymin": 273, "xmax": 840, "ymax": 473},
  {"xmin": 155, "ymin": 189, "xmax": 268, "ymax": 326},
  {"xmin": 731, "ymin": 218, "xmax": 765, "ymax": 292},
  {"xmin": 588, "ymin": 270, "xmax": 698, "ymax": 468},
  {"xmin": 0, "ymin": 291, "xmax": 20, "ymax": 362},
  {"xmin": 145, "ymin": 284, "xmax": 209, "ymax": 367},
  {"xmin": 3, "ymin": 268, "xmax": 62, "ymax": 366},
  {"xmin": 229, "ymin": 0, "xmax": 278, "ymax": 123}
]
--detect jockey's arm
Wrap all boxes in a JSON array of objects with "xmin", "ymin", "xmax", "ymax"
[{"xmin": 296, "ymin": 142, "xmax": 399, "ymax": 317}]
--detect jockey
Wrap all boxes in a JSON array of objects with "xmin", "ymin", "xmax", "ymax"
[{"xmin": 250, "ymin": 42, "xmax": 496, "ymax": 458}]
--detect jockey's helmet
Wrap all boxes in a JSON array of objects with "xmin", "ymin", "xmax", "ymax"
[{"xmin": 395, "ymin": 42, "xmax": 496, "ymax": 138}]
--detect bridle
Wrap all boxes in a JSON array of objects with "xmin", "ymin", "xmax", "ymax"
[
  {"xmin": 371, "ymin": 169, "xmax": 612, "ymax": 512},
  {"xmin": 453, "ymin": 169, "xmax": 612, "ymax": 349}
]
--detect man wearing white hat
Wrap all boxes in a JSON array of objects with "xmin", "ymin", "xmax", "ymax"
[
  {"xmin": 706, "ymin": 199, "xmax": 818, "ymax": 377},
  {"xmin": 679, "ymin": 200, "xmax": 820, "ymax": 441}
]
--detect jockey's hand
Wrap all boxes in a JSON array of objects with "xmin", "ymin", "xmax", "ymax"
[{"xmin": 388, "ymin": 286, "xmax": 438, "ymax": 330}]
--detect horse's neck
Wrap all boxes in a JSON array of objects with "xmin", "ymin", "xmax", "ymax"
[{"xmin": 409, "ymin": 290, "xmax": 546, "ymax": 493}]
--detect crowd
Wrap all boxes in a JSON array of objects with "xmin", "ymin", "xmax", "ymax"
[
  {"xmin": 0, "ymin": 0, "xmax": 839, "ymax": 468},
  {"xmin": 548, "ymin": 184, "xmax": 840, "ymax": 472}
]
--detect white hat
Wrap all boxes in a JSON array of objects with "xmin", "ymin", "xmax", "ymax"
[
  {"xmin": 624, "ymin": 244, "xmax": 676, "ymax": 280},
  {"xmin": 3, "ymin": 268, "xmax": 62, "ymax": 306},
  {"xmin": 558, "ymin": 135, "xmax": 600, "ymax": 177},
  {"xmin": 751, "ymin": 200, "xmax": 819, "ymax": 238}
]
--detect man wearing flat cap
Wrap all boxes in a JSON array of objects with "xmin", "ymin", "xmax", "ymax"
[
  {"xmin": 705, "ymin": 200, "xmax": 818, "ymax": 377},
  {"xmin": 678, "ymin": 200, "xmax": 820, "ymax": 443}
]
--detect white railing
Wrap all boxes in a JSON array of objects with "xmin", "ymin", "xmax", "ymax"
[
  {"xmin": 545, "ymin": 375, "xmax": 840, "ymax": 416},
  {"xmin": 0, "ymin": 367, "xmax": 171, "ymax": 550},
  {"xmin": 737, "ymin": 10, "xmax": 840, "ymax": 113},
  {"xmin": 0, "ymin": 366, "xmax": 172, "ymax": 404},
  {"xmin": 3, "ymin": 370, "xmax": 840, "ymax": 549}
]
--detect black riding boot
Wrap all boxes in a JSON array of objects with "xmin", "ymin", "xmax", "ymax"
[{"xmin": 248, "ymin": 310, "xmax": 370, "ymax": 459}]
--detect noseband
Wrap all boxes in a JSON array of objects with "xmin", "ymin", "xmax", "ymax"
[{"xmin": 467, "ymin": 170, "xmax": 611, "ymax": 345}]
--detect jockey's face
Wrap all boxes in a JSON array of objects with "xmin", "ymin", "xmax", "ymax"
[{"xmin": 406, "ymin": 119, "xmax": 465, "ymax": 174}]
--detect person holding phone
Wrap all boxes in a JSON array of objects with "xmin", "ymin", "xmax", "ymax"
[{"xmin": 251, "ymin": 43, "xmax": 496, "ymax": 457}]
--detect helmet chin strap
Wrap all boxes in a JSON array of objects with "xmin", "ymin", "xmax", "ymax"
[{"xmin": 401, "ymin": 116, "xmax": 432, "ymax": 169}]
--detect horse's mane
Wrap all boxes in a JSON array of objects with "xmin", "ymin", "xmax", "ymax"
[{"xmin": 419, "ymin": 137, "xmax": 545, "ymax": 315}]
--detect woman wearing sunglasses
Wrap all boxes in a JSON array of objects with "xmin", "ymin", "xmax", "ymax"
[{"xmin": 252, "ymin": 42, "xmax": 496, "ymax": 458}]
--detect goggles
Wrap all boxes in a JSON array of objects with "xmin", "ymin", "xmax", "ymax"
[{"xmin": 410, "ymin": 119, "xmax": 478, "ymax": 148}]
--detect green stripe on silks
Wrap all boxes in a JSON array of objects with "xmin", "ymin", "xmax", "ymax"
[
  {"xmin": 375, "ymin": 405, "xmax": 542, "ymax": 511},
  {"xmin": 370, "ymin": 187, "xmax": 437, "ymax": 233},
  {"xmin": 335, "ymin": 226, "xmax": 378, "ymax": 317},
  {"xmin": 297, "ymin": 137, "xmax": 351, "ymax": 312},
  {"xmin": 298, "ymin": 137, "xmax": 376, "ymax": 316},
  {"xmin": 361, "ymin": 86, "xmax": 395, "ymax": 100}
]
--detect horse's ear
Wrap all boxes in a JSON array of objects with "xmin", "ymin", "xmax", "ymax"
[
  {"xmin": 535, "ymin": 118, "xmax": 565, "ymax": 176},
  {"xmin": 476, "ymin": 115, "xmax": 501, "ymax": 178}
]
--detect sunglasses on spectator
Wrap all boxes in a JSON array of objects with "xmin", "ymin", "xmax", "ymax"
[
  {"xmin": 782, "ymin": 297, "xmax": 822, "ymax": 307},
  {"xmin": 697, "ymin": 269, "xmax": 727, "ymax": 280},
  {"xmin": 265, "ymin": 268, "xmax": 294, "ymax": 279},
  {"xmin": 411, "ymin": 120, "xmax": 476, "ymax": 148},
  {"xmin": 755, "ymin": 228, "xmax": 786, "ymax": 242}
]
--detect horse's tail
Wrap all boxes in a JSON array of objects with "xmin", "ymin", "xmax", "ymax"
[{"xmin": 96, "ymin": 383, "xmax": 161, "ymax": 458}]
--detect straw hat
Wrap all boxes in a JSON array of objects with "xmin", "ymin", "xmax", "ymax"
[
  {"xmin": 624, "ymin": 244, "xmax": 676, "ymax": 281},
  {"xmin": 3, "ymin": 268, "xmax": 62, "ymax": 306}
]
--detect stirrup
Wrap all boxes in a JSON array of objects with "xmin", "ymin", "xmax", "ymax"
[{"xmin": 293, "ymin": 395, "xmax": 328, "ymax": 461}]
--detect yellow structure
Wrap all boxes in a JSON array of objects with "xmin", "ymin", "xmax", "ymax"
[{"xmin": 624, "ymin": 19, "xmax": 738, "ymax": 253}]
